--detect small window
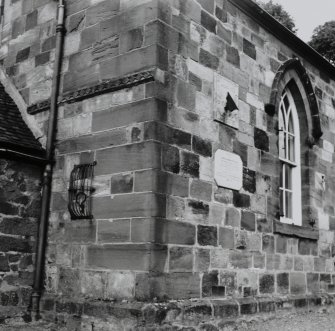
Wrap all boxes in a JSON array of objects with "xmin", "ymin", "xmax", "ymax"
[{"xmin": 278, "ymin": 88, "xmax": 302, "ymax": 225}]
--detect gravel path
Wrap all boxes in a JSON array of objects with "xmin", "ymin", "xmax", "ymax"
[{"xmin": 228, "ymin": 307, "xmax": 335, "ymax": 331}]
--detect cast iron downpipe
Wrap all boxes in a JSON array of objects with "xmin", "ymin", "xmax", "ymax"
[{"xmin": 31, "ymin": 0, "xmax": 65, "ymax": 319}]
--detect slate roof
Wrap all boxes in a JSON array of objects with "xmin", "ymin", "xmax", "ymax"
[{"xmin": 0, "ymin": 83, "xmax": 45, "ymax": 157}]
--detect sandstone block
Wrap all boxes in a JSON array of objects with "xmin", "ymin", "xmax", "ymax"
[
  {"xmin": 93, "ymin": 192, "xmax": 166, "ymax": 219},
  {"xmin": 169, "ymin": 246, "xmax": 193, "ymax": 272},
  {"xmin": 95, "ymin": 141, "xmax": 161, "ymax": 175},
  {"xmin": 97, "ymin": 219, "xmax": 130, "ymax": 243},
  {"xmin": 86, "ymin": 243, "xmax": 167, "ymax": 272},
  {"xmin": 131, "ymin": 218, "xmax": 196, "ymax": 245},
  {"xmin": 92, "ymin": 98, "xmax": 167, "ymax": 132}
]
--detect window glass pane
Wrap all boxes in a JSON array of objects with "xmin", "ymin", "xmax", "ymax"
[
  {"xmin": 288, "ymin": 135, "xmax": 295, "ymax": 162},
  {"xmin": 285, "ymin": 191, "xmax": 292, "ymax": 219},
  {"xmin": 280, "ymin": 189, "xmax": 284, "ymax": 217},
  {"xmin": 285, "ymin": 165, "xmax": 292, "ymax": 189},
  {"xmin": 288, "ymin": 112, "xmax": 294, "ymax": 134},
  {"xmin": 283, "ymin": 95, "xmax": 290, "ymax": 111},
  {"xmin": 279, "ymin": 130, "xmax": 285, "ymax": 159}
]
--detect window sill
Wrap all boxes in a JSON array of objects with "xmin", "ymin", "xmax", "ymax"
[{"xmin": 273, "ymin": 220, "xmax": 319, "ymax": 240}]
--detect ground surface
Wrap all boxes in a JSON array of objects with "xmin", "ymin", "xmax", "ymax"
[
  {"xmin": 1, "ymin": 308, "xmax": 335, "ymax": 330},
  {"xmin": 225, "ymin": 307, "xmax": 335, "ymax": 331}
]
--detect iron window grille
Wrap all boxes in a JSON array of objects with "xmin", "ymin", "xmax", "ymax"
[{"xmin": 68, "ymin": 161, "xmax": 96, "ymax": 220}]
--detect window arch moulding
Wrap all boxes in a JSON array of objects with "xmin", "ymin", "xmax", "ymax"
[
  {"xmin": 265, "ymin": 58, "xmax": 323, "ymax": 145},
  {"xmin": 265, "ymin": 58, "xmax": 321, "ymax": 240}
]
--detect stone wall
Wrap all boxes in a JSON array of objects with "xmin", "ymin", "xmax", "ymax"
[
  {"xmin": 39, "ymin": 0, "xmax": 335, "ymax": 307},
  {"xmin": 2, "ymin": 0, "xmax": 335, "ymax": 328},
  {"xmin": 0, "ymin": 158, "xmax": 42, "ymax": 313}
]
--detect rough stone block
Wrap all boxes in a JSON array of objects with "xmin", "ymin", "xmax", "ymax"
[
  {"xmin": 195, "ymin": 248, "xmax": 210, "ymax": 272},
  {"xmin": 162, "ymin": 144, "xmax": 180, "ymax": 173},
  {"xmin": 181, "ymin": 151, "xmax": 200, "ymax": 178},
  {"xmin": 243, "ymin": 168, "xmax": 256, "ymax": 193},
  {"xmin": 198, "ymin": 225, "xmax": 217, "ymax": 246},
  {"xmin": 277, "ymin": 272, "xmax": 289, "ymax": 294},
  {"xmin": 259, "ymin": 273, "xmax": 274, "ymax": 294},
  {"xmin": 200, "ymin": 10, "xmax": 216, "ymax": 33},
  {"xmin": 219, "ymin": 227, "xmax": 234, "ymax": 249},
  {"xmin": 176, "ymin": 79, "xmax": 196, "ymax": 111},
  {"xmin": 97, "ymin": 219, "xmax": 130, "ymax": 243},
  {"xmin": 106, "ymin": 271, "xmax": 135, "ymax": 299},
  {"xmin": 202, "ymin": 270, "xmax": 218, "ymax": 297},
  {"xmin": 110, "ymin": 173, "xmax": 133, "ymax": 194},
  {"xmin": 226, "ymin": 45, "xmax": 240, "ymax": 67},
  {"xmin": 262, "ymin": 234, "xmax": 275, "ymax": 253},
  {"xmin": 276, "ymin": 236, "xmax": 287, "ymax": 254},
  {"xmin": 254, "ymin": 127, "xmax": 269, "ymax": 152},
  {"xmin": 199, "ymin": 48, "xmax": 219, "ymax": 70},
  {"xmin": 86, "ymin": 0, "xmax": 120, "ymax": 26},
  {"xmin": 233, "ymin": 192, "xmax": 250, "ymax": 208},
  {"xmin": 241, "ymin": 211, "xmax": 256, "ymax": 231},
  {"xmin": 307, "ymin": 273, "xmax": 320, "ymax": 293},
  {"xmin": 92, "ymin": 98, "xmax": 167, "ymax": 132},
  {"xmin": 95, "ymin": 141, "xmax": 161, "ymax": 175},
  {"xmin": 144, "ymin": 121, "xmax": 191, "ymax": 150},
  {"xmin": 290, "ymin": 272, "xmax": 306, "ymax": 294},
  {"xmin": 190, "ymin": 179, "xmax": 212, "ymax": 202},
  {"xmin": 134, "ymin": 169, "xmax": 189, "ymax": 197},
  {"xmin": 120, "ymin": 28, "xmax": 143, "ymax": 53},
  {"xmin": 93, "ymin": 192, "xmax": 166, "ymax": 219},
  {"xmin": 135, "ymin": 272, "xmax": 200, "ymax": 300},
  {"xmin": 131, "ymin": 218, "xmax": 196, "ymax": 245},
  {"xmin": 243, "ymin": 38, "xmax": 256, "ymax": 60},
  {"xmin": 192, "ymin": 135, "xmax": 212, "ymax": 157},
  {"xmin": 229, "ymin": 251, "xmax": 252, "ymax": 269},
  {"xmin": 87, "ymin": 243, "xmax": 167, "ymax": 272},
  {"xmin": 169, "ymin": 246, "xmax": 193, "ymax": 272},
  {"xmin": 225, "ymin": 207, "xmax": 240, "ymax": 228}
]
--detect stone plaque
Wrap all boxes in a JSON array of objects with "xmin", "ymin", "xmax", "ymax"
[
  {"xmin": 214, "ymin": 73, "xmax": 239, "ymax": 129},
  {"xmin": 214, "ymin": 150, "xmax": 243, "ymax": 190}
]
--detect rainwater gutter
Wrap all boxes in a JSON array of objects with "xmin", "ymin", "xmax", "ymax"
[{"xmin": 31, "ymin": 0, "xmax": 65, "ymax": 320}]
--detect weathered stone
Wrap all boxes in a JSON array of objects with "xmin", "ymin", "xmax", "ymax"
[
  {"xmin": 120, "ymin": 28, "xmax": 143, "ymax": 53},
  {"xmin": 87, "ymin": 244, "xmax": 167, "ymax": 272},
  {"xmin": 259, "ymin": 274, "xmax": 274, "ymax": 293},
  {"xmin": 169, "ymin": 246, "xmax": 193, "ymax": 272},
  {"xmin": 162, "ymin": 145, "xmax": 180, "ymax": 174},
  {"xmin": 16, "ymin": 47, "xmax": 30, "ymax": 63},
  {"xmin": 229, "ymin": 251, "xmax": 252, "ymax": 269},
  {"xmin": 219, "ymin": 227, "xmax": 234, "ymax": 249},
  {"xmin": 110, "ymin": 173, "xmax": 133, "ymax": 194},
  {"xmin": 226, "ymin": 45, "xmax": 240, "ymax": 67},
  {"xmin": 233, "ymin": 192, "xmax": 250, "ymax": 208},
  {"xmin": 241, "ymin": 211, "xmax": 256, "ymax": 231},
  {"xmin": 243, "ymin": 168, "xmax": 256, "ymax": 193},
  {"xmin": 198, "ymin": 225, "xmax": 217, "ymax": 246},
  {"xmin": 202, "ymin": 270, "xmax": 218, "ymax": 297},
  {"xmin": 181, "ymin": 151, "xmax": 200, "ymax": 178},
  {"xmin": 254, "ymin": 127, "xmax": 269, "ymax": 152},
  {"xmin": 290, "ymin": 272, "xmax": 306, "ymax": 294},
  {"xmin": 98, "ymin": 219, "xmax": 130, "ymax": 243},
  {"xmin": 199, "ymin": 48, "xmax": 219, "ymax": 70},
  {"xmin": 243, "ymin": 38, "xmax": 256, "ymax": 60},
  {"xmin": 190, "ymin": 179, "xmax": 212, "ymax": 202},
  {"xmin": 192, "ymin": 136, "xmax": 212, "ymax": 157},
  {"xmin": 262, "ymin": 235, "xmax": 275, "ymax": 253},
  {"xmin": 201, "ymin": 10, "xmax": 216, "ymax": 33}
]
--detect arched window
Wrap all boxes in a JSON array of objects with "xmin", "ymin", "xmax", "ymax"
[
  {"xmin": 278, "ymin": 88, "xmax": 302, "ymax": 225},
  {"xmin": 266, "ymin": 58, "xmax": 323, "ymax": 229}
]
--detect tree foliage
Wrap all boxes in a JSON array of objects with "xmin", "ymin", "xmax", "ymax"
[
  {"xmin": 309, "ymin": 21, "xmax": 335, "ymax": 64},
  {"xmin": 256, "ymin": 0, "xmax": 297, "ymax": 33}
]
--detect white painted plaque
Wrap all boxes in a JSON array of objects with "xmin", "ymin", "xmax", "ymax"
[{"xmin": 214, "ymin": 150, "xmax": 243, "ymax": 190}]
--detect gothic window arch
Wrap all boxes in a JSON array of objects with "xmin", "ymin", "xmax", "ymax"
[{"xmin": 266, "ymin": 59, "xmax": 322, "ymax": 228}]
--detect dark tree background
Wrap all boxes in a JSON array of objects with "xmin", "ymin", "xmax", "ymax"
[
  {"xmin": 309, "ymin": 21, "xmax": 335, "ymax": 65},
  {"xmin": 256, "ymin": 0, "xmax": 297, "ymax": 33}
]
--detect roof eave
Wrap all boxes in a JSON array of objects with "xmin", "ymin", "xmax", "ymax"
[{"xmin": 229, "ymin": 0, "xmax": 335, "ymax": 80}]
